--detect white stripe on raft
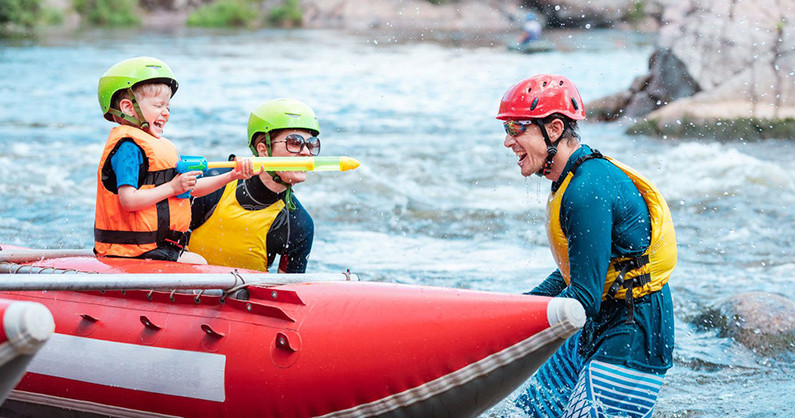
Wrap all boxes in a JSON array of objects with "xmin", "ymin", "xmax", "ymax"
[{"xmin": 26, "ymin": 334, "xmax": 226, "ymax": 402}]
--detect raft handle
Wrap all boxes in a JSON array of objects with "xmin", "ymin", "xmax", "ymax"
[
  {"xmin": 79, "ymin": 314, "xmax": 99, "ymax": 322},
  {"xmin": 201, "ymin": 323, "xmax": 225, "ymax": 338},
  {"xmin": 140, "ymin": 315, "xmax": 162, "ymax": 330},
  {"xmin": 275, "ymin": 331, "xmax": 300, "ymax": 352}
]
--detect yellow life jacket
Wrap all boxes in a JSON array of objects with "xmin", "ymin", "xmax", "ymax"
[
  {"xmin": 546, "ymin": 153, "xmax": 677, "ymax": 300},
  {"xmin": 189, "ymin": 180, "xmax": 284, "ymax": 271},
  {"xmin": 94, "ymin": 126, "xmax": 191, "ymax": 258}
]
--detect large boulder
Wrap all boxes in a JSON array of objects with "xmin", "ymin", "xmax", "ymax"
[
  {"xmin": 590, "ymin": 0, "xmax": 795, "ymax": 139},
  {"xmin": 300, "ymin": 0, "xmax": 666, "ymax": 34},
  {"xmin": 526, "ymin": 0, "xmax": 663, "ymax": 28},
  {"xmin": 694, "ymin": 292, "xmax": 795, "ymax": 356},
  {"xmin": 301, "ymin": 0, "xmax": 512, "ymax": 33}
]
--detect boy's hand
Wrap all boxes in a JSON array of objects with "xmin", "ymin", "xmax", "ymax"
[
  {"xmin": 171, "ymin": 170, "xmax": 202, "ymax": 196},
  {"xmin": 230, "ymin": 157, "xmax": 264, "ymax": 180}
]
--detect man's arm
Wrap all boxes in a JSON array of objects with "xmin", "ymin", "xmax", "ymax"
[
  {"xmin": 525, "ymin": 269, "xmax": 567, "ymax": 296},
  {"xmin": 556, "ymin": 170, "xmax": 616, "ymax": 316}
]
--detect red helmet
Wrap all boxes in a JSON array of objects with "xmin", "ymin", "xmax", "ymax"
[{"xmin": 496, "ymin": 74, "xmax": 585, "ymax": 121}]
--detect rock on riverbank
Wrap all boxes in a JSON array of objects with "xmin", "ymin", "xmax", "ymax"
[
  {"xmin": 589, "ymin": 0, "xmax": 795, "ymax": 139},
  {"xmin": 694, "ymin": 292, "xmax": 795, "ymax": 356}
]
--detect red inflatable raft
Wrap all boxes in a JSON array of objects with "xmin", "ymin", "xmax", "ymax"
[{"xmin": 0, "ymin": 246, "xmax": 584, "ymax": 417}]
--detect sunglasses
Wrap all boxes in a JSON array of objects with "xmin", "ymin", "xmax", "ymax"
[
  {"xmin": 272, "ymin": 133, "xmax": 321, "ymax": 156},
  {"xmin": 503, "ymin": 120, "xmax": 535, "ymax": 137}
]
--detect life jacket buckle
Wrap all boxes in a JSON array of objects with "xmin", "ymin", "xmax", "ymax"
[{"xmin": 162, "ymin": 230, "xmax": 191, "ymax": 250}]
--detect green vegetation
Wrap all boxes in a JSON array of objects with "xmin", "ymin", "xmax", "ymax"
[
  {"xmin": 629, "ymin": 116, "xmax": 795, "ymax": 140},
  {"xmin": 187, "ymin": 0, "xmax": 258, "ymax": 28},
  {"xmin": 187, "ymin": 0, "xmax": 305, "ymax": 28},
  {"xmin": 0, "ymin": 0, "xmax": 43, "ymax": 28},
  {"xmin": 73, "ymin": 0, "xmax": 140, "ymax": 26},
  {"xmin": 267, "ymin": 0, "xmax": 302, "ymax": 27},
  {"xmin": 624, "ymin": 1, "xmax": 646, "ymax": 26},
  {"xmin": 40, "ymin": 7, "xmax": 64, "ymax": 26}
]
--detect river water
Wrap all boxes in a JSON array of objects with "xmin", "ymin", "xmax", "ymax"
[{"xmin": 0, "ymin": 27, "xmax": 793, "ymax": 416}]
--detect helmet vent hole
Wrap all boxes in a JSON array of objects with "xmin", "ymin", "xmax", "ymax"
[
  {"xmin": 559, "ymin": 80, "xmax": 564, "ymax": 86},
  {"xmin": 571, "ymin": 98, "xmax": 579, "ymax": 111},
  {"xmin": 542, "ymin": 81, "xmax": 548, "ymax": 87},
  {"xmin": 530, "ymin": 97, "xmax": 539, "ymax": 111},
  {"xmin": 527, "ymin": 87, "xmax": 532, "ymax": 93}
]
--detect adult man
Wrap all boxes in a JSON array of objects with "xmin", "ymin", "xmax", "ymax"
[
  {"xmin": 189, "ymin": 99, "xmax": 319, "ymax": 273},
  {"xmin": 497, "ymin": 74, "xmax": 677, "ymax": 416}
]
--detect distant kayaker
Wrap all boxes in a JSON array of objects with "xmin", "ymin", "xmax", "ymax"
[
  {"xmin": 189, "ymin": 99, "xmax": 318, "ymax": 273},
  {"xmin": 518, "ymin": 12, "xmax": 543, "ymax": 45},
  {"xmin": 93, "ymin": 57, "xmax": 256, "ymax": 263},
  {"xmin": 497, "ymin": 74, "xmax": 677, "ymax": 416}
]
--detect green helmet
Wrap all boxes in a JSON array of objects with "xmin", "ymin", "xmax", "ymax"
[
  {"xmin": 247, "ymin": 98, "xmax": 320, "ymax": 155},
  {"xmin": 98, "ymin": 56, "xmax": 179, "ymax": 123}
]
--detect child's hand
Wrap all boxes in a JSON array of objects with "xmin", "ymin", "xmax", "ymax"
[
  {"xmin": 231, "ymin": 157, "xmax": 264, "ymax": 180},
  {"xmin": 171, "ymin": 171, "xmax": 202, "ymax": 196}
]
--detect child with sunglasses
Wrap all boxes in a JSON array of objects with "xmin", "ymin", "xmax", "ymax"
[{"xmin": 189, "ymin": 99, "xmax": 320, "ymax": 273}]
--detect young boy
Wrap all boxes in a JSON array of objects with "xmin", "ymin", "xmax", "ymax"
[{"xmin": 94, "ymin": 56, "xmax": 255, "ymax": 263}]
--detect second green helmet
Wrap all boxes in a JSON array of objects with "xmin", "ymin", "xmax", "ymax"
[
  {"xmin": 98, "ymin": 56, "xmax": 179, "ymax": 122},
  {"xmin": 247, "ymin": 98, "xmax": 320, "ymax": 155}
]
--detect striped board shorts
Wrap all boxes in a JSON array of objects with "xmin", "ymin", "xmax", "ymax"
[{"xmin": 515, "ymin": 333, "xmax": 665, "ymax": 417}]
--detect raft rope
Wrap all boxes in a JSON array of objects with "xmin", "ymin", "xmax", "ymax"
[
  {"xmin": 0, "ymin": 262, "xmax": 245, "ymax": 301},
  {"xmin": 0, "ymin": 262, "xmax": 82, "ymax": 275}
]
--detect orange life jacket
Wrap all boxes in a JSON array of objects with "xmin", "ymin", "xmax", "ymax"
[{"xmin": 94, "ymin": 126, "xmax": 191, "ymax": 257}]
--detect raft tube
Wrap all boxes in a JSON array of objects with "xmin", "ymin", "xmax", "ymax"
[{"xmin": 0, "ymin": 252, "xmax": 584, "ymax": 417}]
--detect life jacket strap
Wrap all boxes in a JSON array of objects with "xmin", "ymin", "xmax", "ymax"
[
  {"xmin": 95, "ymin": 228, "xmax": 190, "ymax": 249},
  {"xmin": 604, "ymin": 254, "xmax": 651, "ymax": 324}
]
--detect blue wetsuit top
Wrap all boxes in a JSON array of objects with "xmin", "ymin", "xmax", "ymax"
[
  {"xmin": 110, "ymin": 141, "xmax": 144, "ymax": 189},
  {"xmin": 529, "ymin": 145, "xmax": 674, "ymax": 373},
  {"xmin": 190, "ymin": 168, "xmax": 314, "ymax": 273}
]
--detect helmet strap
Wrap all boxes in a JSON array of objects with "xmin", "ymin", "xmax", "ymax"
[
  {"xmin": 262, "ymin": 133, "xmax": 296, "ymax": 211},
  {"xmin": 269, "ymin": 173, "xmax": 296, "ymax": 211},
  {"xmin": 107, "ymin": 88, "xmax": 150, "ymax": 133},
  {"xmin": 533, "ymin": 119, "xmax": 562, "ymax": 177},
  {"xmin": 264, "ymin": 132, "xmax": 273, "ymax": 157}
]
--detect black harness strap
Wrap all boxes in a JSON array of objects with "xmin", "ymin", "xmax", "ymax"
[
  {"xmin": 94, "ymin": 229, "xmax": 157, "ymax": 245},
  {"xmin": 606, "ymin": 250, "xmax": 651, "ymax": 325},
  {"xmin": 141, "ymin": 167, "xmax": 178, "ymax": 186},
  {"xmin": 571, "ymin": 150, "xmax": 605, "ymax": 174}
]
